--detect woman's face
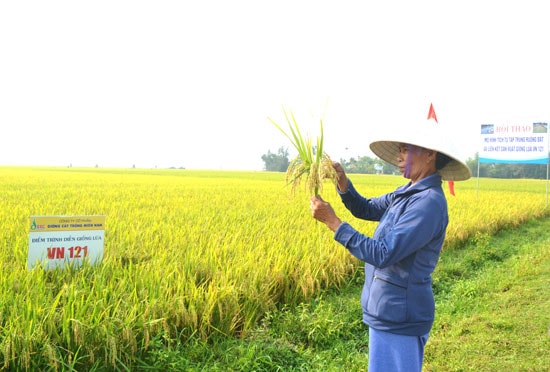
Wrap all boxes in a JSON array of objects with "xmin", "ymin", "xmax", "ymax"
[{"xmin": 397, "ymin": 143, "xmax": 437, "ymax": 183}]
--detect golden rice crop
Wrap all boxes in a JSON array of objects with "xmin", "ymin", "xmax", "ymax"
[{"xmin": 0, "ymin": 167, "xmax": 548, "ymax": 369}]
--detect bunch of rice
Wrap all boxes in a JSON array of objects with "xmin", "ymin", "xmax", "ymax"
[{"xmin": 269, "ymin": 108, "xmax": 338, "ymax": 196}]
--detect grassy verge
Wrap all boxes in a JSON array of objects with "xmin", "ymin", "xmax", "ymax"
[
  {"xmin": 425, "ymin": 217, "xmax": 550, "ymax": 371},
  {"xmin": 132, "ymin": 216, "xmax": 550, "ymax": 371}
]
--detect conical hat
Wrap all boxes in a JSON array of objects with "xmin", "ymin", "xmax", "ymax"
[{"xmin": 369, "ymin": 112, "xmax": 472, "ymax": 181}]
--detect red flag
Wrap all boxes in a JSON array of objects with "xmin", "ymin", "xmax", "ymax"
[
  {"xmin": 427, "ymin": 103, "xmax": 438, "ymax": 123},
  {"xmin": 448, "ymin": 180, "xmax": 455, "ymax": 195},
  {"xmin": 427, "ymin": 103, "xmax": 455, "ymax": 196}
]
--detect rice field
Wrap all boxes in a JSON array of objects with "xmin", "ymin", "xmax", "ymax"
[{"xmin": 0, "ymin": 166, "xmax": 548, "ymax": 370}]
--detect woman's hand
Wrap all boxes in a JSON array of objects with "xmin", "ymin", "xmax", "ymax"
[
  {"xmin": 310, "ymin": 195, "xmax": 342, "ymax": 232},
  {"xmin": 333, "ymin": 162, "xmax": 349, "ymax": 192}
]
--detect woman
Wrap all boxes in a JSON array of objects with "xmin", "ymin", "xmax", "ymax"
[{"xmin": 310, "ymin": 126, "xmax": 471, "ymax": 371}]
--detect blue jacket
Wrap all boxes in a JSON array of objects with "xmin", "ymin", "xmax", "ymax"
[{"xmin": 334, "ymin": 174, "xmax": 448, "ymax": 336}]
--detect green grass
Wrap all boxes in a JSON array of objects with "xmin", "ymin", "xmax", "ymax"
[
  {"xmin": 425, "ymin": 218, "xmax": 550, "ymax": 371},
  {"xmin": 133, "ymin": 216, "xmax": 550, "ymax": 371}
]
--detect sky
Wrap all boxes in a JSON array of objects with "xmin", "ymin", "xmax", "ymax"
[{"xmin": 1, "ymin": 1, "xmax": 549, "ymax": 170}]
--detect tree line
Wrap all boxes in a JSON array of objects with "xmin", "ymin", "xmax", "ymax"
[{"xmin": 262, "ymin": 147, "xmax": 549, "ymax": 179}]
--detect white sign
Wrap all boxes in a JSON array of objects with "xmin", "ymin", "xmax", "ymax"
[
  {"xmin": 479, "ymin": 122, "xmax": 548, "ymax": 164},
  {"xmin": 28, "ymin": 215, "xmax": 105, "ymax": 270}
]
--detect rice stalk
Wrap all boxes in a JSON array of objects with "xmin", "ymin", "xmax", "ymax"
[{"xmin": 269, "ymin": 107, "xmax": 338, "ymax": 196}]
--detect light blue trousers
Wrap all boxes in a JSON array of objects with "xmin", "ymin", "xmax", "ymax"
[{"xmin": 368, "ymin": 327, "xmax": 429, "ymax": 372}]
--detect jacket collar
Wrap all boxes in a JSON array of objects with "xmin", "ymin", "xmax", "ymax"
[{"xmin": 395, "ymin": 173, "xmax": 443, "ymax": 196}]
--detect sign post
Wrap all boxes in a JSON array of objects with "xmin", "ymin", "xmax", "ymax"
[{"xmin": 28, "ymin": 215, "xmax": 106, "ymax": 270}]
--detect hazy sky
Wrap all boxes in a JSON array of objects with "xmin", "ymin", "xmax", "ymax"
[{"xmin": 1, "ymin": 1, "xmax": 549, "ymax": 170}]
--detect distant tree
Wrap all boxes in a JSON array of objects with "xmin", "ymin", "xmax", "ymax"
[
  {"xmin": 339, "ymin": 156, "xmax": 398, "ymax": 174},
  {"xmin": 466, "ymin": 152, "xmax": 549, "ymax": 179},
  {"xmin": 261, "ymin": 147, "xmax": 290, "ymax": 172},
  {"xmin": 263, "ymin": 148, "xmax": 548, "ymax": 178}
]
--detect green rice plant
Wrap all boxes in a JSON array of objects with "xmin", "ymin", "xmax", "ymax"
[{"xmin": 269, "ymin": 108, "xmax": 338, "ymax": 196}]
